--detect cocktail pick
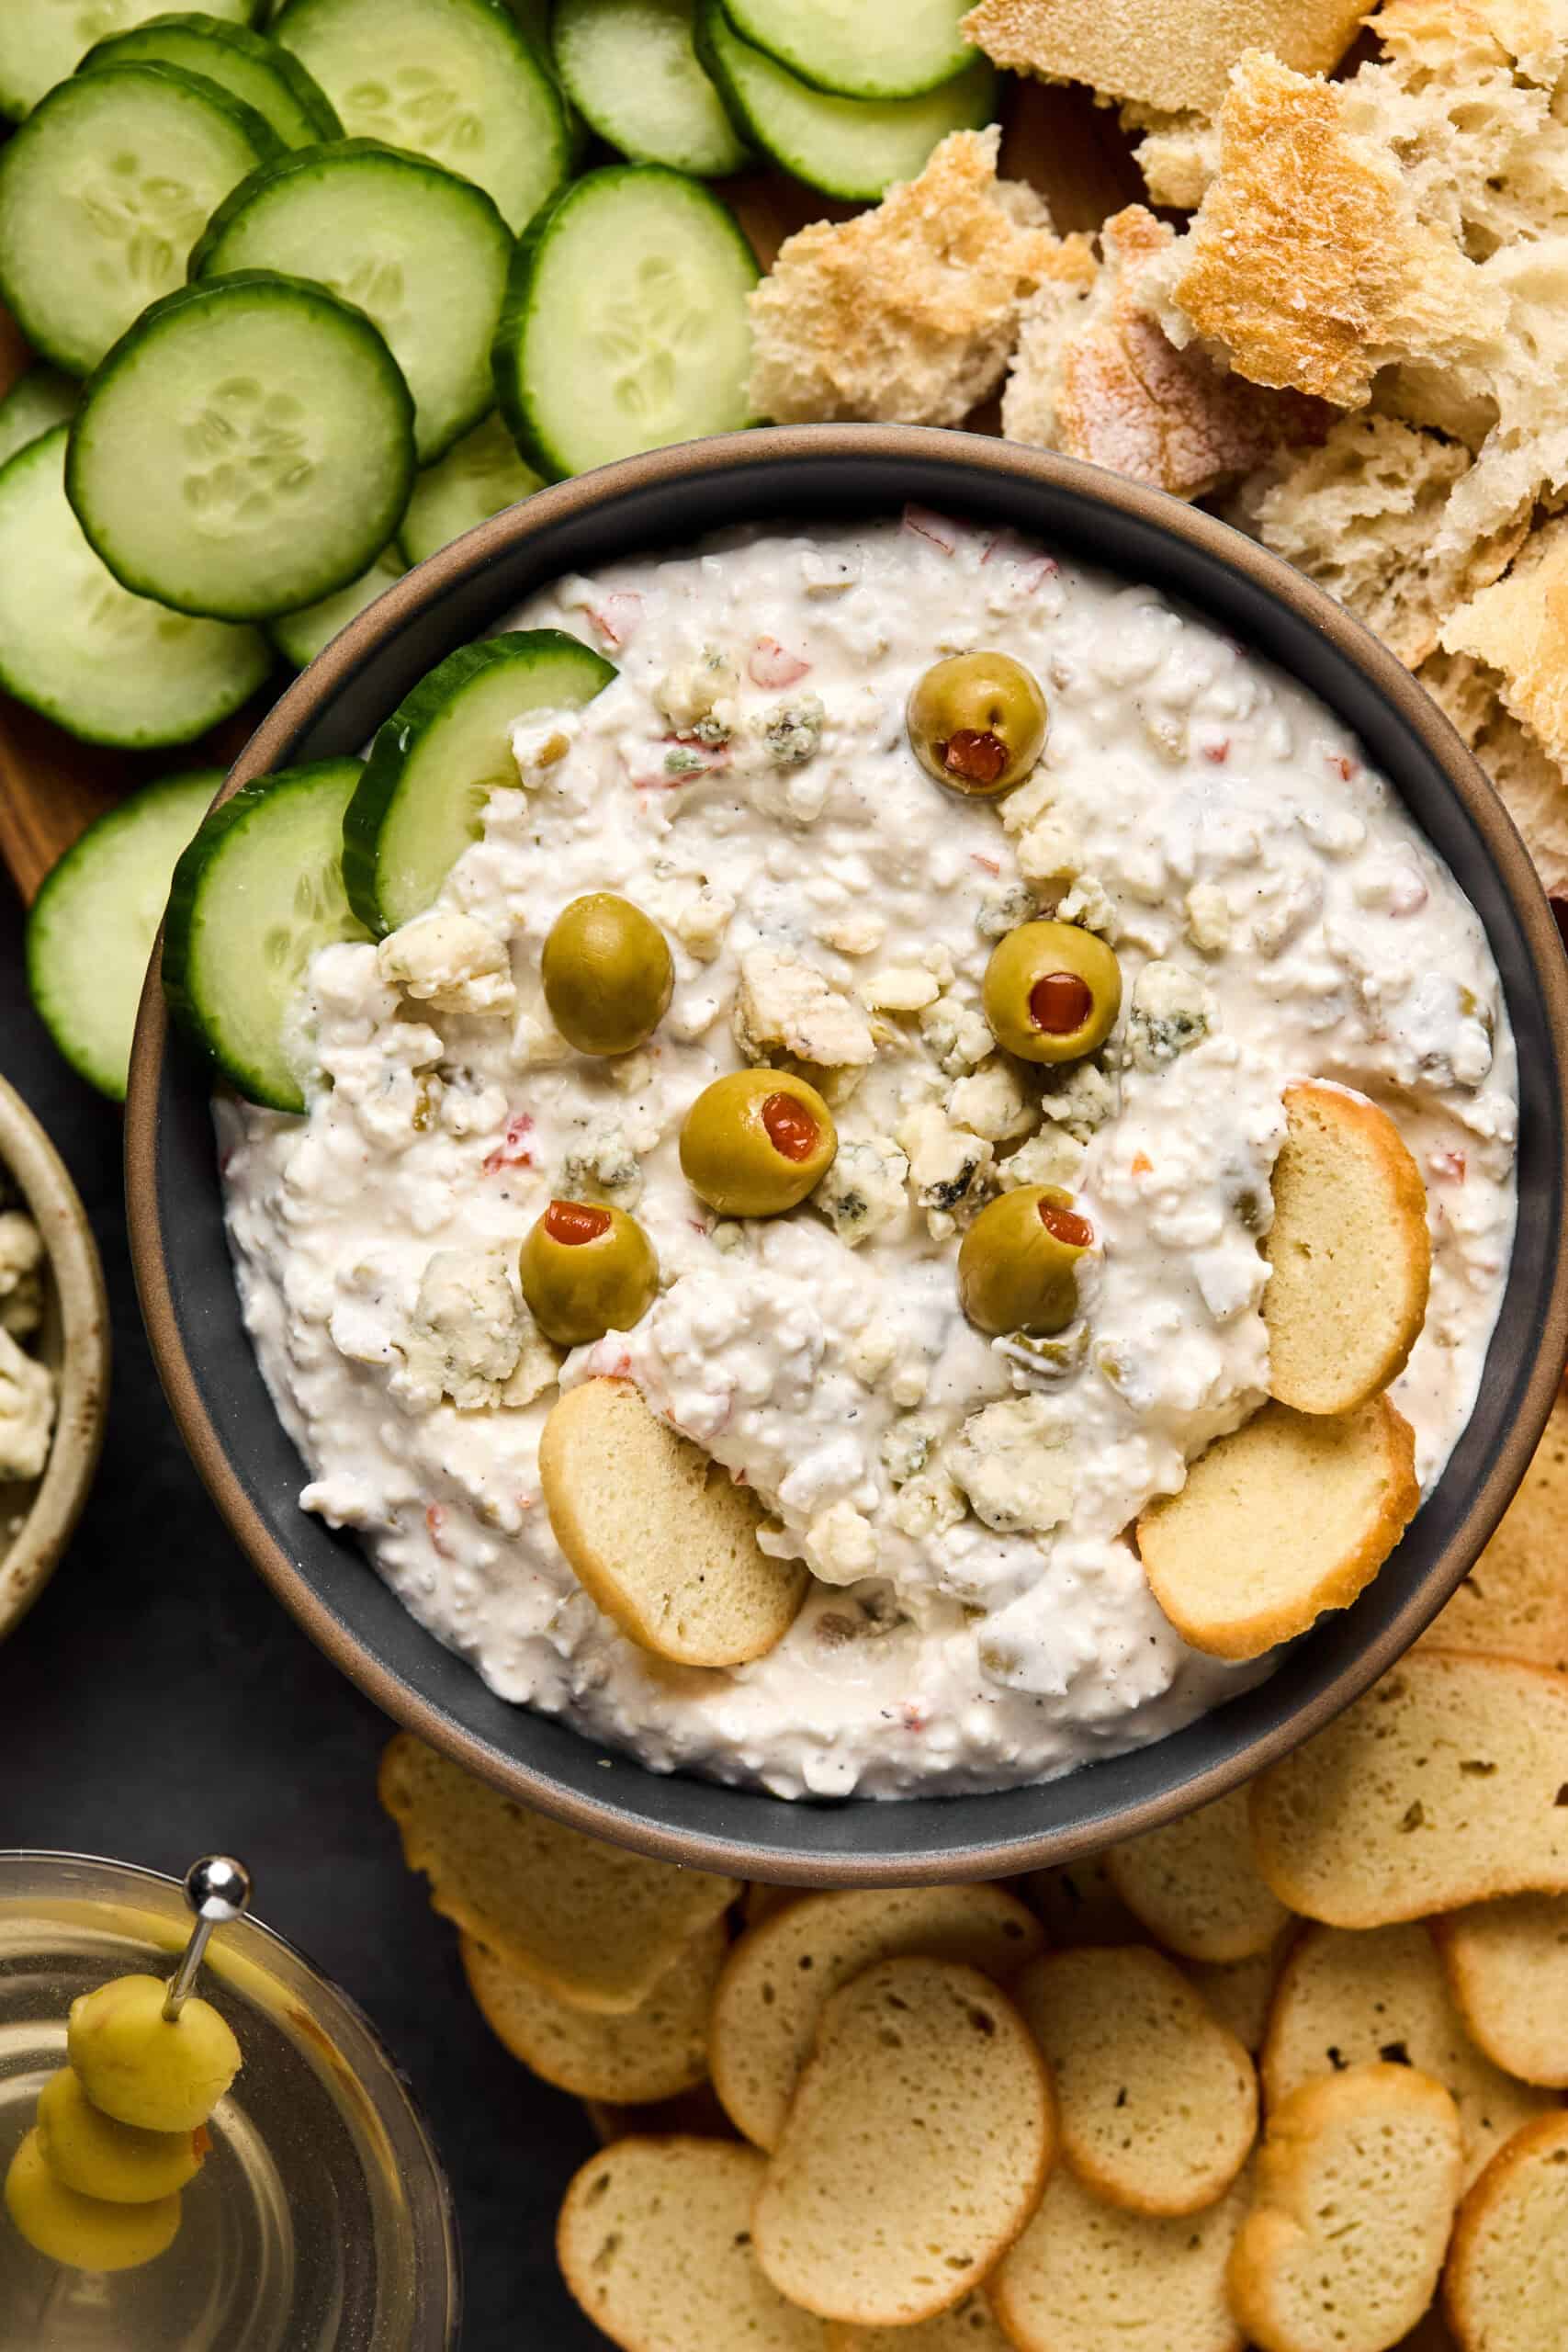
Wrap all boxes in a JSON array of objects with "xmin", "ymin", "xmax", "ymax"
[{"xmin": 164, "ymin": 1855, "xmax": 253, "ymax": 2021}]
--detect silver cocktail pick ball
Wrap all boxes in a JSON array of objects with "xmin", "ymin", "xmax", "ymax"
[{"xmin": 163, "ymin": 1855, "xmax": 253, "ymax": 2021}]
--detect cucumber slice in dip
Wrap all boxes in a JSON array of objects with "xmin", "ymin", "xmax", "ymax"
[
  {"xmin": 343, "ymin": 630, "xmax": 615, "ymax": 935},
  {"xmin": 163, "ymin": 759, "xmax": 368, "ymax": 1114}
]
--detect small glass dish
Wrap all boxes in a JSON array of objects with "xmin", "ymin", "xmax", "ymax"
[{"xmin": 0, "ymin": 1851, "xmax": 460, "ymax": 2350}]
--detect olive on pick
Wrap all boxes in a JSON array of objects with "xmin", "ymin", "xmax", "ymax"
[
  {"xmin": 680, "ymin": 1069, "xmax": 837, "ymax": 1216},
  {"xmin": 983, "ymin": 920, "xmax": 1121, "ymax": 1064},
  {"xmin": 519, "ymin": 1199, "xmax": 659, "ymax": 1346},
  {"xmin": 907, "ymin": 650, "xmax": 1048, "ymax": 797},
  {"xmin": 68, "ymin": 1973, "xmax": 241, "ymax": 2135},
  {"xmin": 958, "ymin": 1185, "xmax": 1095, "ymax": 1338},
  {"xmin": 541, "ymin": 892, "xmax": 673, "ymax": 1056},
  {"xmin": 4, "ymin": 2129, "xmax": 181, "ymax": 2272},
  {"xmin": 36, "ymin": 2067, "xmax": 207, "ymax": 2204}
]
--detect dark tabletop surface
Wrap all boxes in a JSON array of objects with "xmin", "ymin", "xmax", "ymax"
[{"xmin": 0, "ymin": 886, "xmax": 604, "ymax": 2349}]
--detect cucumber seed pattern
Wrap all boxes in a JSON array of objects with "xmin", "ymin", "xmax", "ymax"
[
  {"xmin": 595, "ymin": 254, "xmax": 718, "ymax": 432},
  {"xmin": 181, "ymin": 382, "xmax": 314, "ymax": 527},
  {"xmin": 80, "ymin": 150, "xmax": 209, "ymax": 300},
  {"xmin": 341, "ymin": 68, "xmax": 483, "ymax": 164}
]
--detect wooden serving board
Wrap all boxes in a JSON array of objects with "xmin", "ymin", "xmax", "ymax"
[{"xmin": 0, "ymin": 79, "xmax": 1144, "ymax": 908}]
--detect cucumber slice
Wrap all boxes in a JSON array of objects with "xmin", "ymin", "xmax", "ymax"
[
  {"xmin": 164, "ymin": 759, "xmax": 369, "ymax": 1113},
  {"xmin": 0, "ymin": 364, "xmax": 77, "ymax": 470},
  {"xmin": 695, "ymin": 2, "xmax": 996, "ymax": 200},
  {"xmin": 343, "ymin": 630, "xmax": 615, "ymax": 933},
  {"xmin": 723, "ymin": 0, "xmax": 971, "ymax": 101},
  {"xmin": 67, "ymin": 271, "xmax": 416, "ymax": 622},
  {"xmin": 79, "ymin": 15, "xmax": 343, "ymax": 148},
  {"xmin": 191, "ymin": 140, "xmax": 512, "ymax": 464},
  {"xmin": 399, "ymin": 413, "xmax": 541, "ymax": 567},
  {"xmin": 27, "ymin": 770, "xmax": 220, "ymax": 1100},
  {"xmin": 0, "ymin": 63, "xmax": 281, "ymax": 377},
  {"xmin": 0, "ymin": 0, "xmax": 259, "ymax": 120},
  {"xmin": 493, "ymin": 164, "xmax": 758, "ymax": 481},
  {"xmin": 552, "ymin": 0, "xmax": 747, "ymax": 177},
  {"xmin": 0, "ymin": 428, "xmax": 271, "ymax": 747},
  {"xmin": 273, "ymin": 0, "xmax": 573, "ymax": 232},
  {"xmin": 269, "ymin": 541, "xmax": 405, "ymax": 669}
]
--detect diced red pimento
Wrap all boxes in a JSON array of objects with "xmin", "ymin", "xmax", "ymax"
[
  {"xmin": 971, "ymin": 853, "xmax": 1001, "ymax": 876},
  {"xmin": 585, "ymin": 590, "xmax": 642, "ymax": 649},
  {"xmin": 981, "ymin": 527, "xmax": 1058, "ymax": 588},
  {"xmin": 1430, "ymin": 1148, "xmax": 1467, "ymax": 1182},
  {"xmin": 748, "ymin": 637, "xmax": 811, "ymax": 688},
  {"xmin": 426, "ymin": 1502, "xmax": 453, "ymax": 1558},
  {"xmin": 901, "ymin": 1701, "xmax": 929, "ymax": 1733},
  {"xmin": 483, "ymin": 1112, "xmax": 534, "ymax": 1173},
  {"xmin": 1201, "ymin": 738, "xmax": 1230, "ymax": 764},
  {"xmin": 1327, "ymin": 752, "xmax": 1358, "ymax": 782},
  {"xmin": 902, "ymin": 503, "xmax": 960, "ymax": 554}
]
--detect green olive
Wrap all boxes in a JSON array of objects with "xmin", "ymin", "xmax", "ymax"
[
  {"xmin": 907, "ymin": 650, "xmax": 1048, "ymax": 797},
  {"xmin": 67, "ymin": 1974, "xmax": 241, "ymax": 2134},
  {"xmin": 519, "ymin": 1199, "xmax": 659, "ymax": 1345},
  {"xmin": 37, "ymin": 2069, "xmax": 206, "ymax": 2204},
  {"xmin": 957, "ymin": 1185, "xmax": 1095, "ymax": 1338},
  {"xmin": 4, "ymin": 2129, "xmax": 181, "ymax": 2272},
  {"xmin": 983, "ymin": 920, "xmax": 1121, "ymax": 1064},
  {"xmin": 541, "ymin": 893, "xmax": 674, "ymax": 1056},
  {"xmin": 680, "ymin": 1069, "xmax": 837, "ymax": 1216}
]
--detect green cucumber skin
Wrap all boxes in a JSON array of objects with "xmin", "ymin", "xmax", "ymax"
[
  {"xmin": 723, "ymin": 0, "xmax": 970, "ymax": 101},
  {"xmin": 65, "ymin": 269, "xmax": 417, "ymax": 623},
  {"xmin": 27, "ymin": 770, "xmax": 220, "ymax": 1100},
  {"xmin": 0, "ymin": 0, "xmax": 264, "ymax": 121},
  {"xmin": 342, "ymin": 629, "xmax": 615, "ymax": 933},
  {"xmin": 550, "ymin": 0, "xmax": 750, "ymax": 177},
  {"xmin": 491, "ymin": 163, "xmax": 761, "ymax": 481},
  {"xmin": 0, "ymin": 63, "xmax": 284, "ymax": 377},
  {"xmin": 0, "ymin": 365, "xmax": 78, "ymax": 470},
  {"xmin": 77, "ymin": 16, "xmax": 344, "ymax": 144},
  {"xmin": 163, "ymin": 758, "xmax": 366, "ymax": 1113}
]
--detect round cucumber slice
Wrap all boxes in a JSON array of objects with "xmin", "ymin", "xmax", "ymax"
[
  {"xmin": 0, "ymin": 62, "xmax": 281, "ymax": 377},
  {"xmin": 0, "ymin": 0, "xmax": 259, "ymax": 121},
  {"xmin": 493, "ymin": 164, "xmax": 758, "ymax": 481},
  {"xmin": 190, "ymin": 139, "xmax": 512, "ymax": 464},
  {"xmin": 0, "ymin": 428, "xmax": 271, "ymax": 748},
  {"xmin": 28, "ymin": 771, "xmax": 220, "ymax": 1100},
  {"xmin": 399, "ymin": 413, "xmax": 541, "ymax": 568},
  {"xmin": 0, "ymin": 365, "xmax": 77, "ymax": 471},
  {"xmin": 164, "ymin": 759, "xmax": 369, "ymax": 1113},
  {"xmin": 695, "ymin": 1, "xmax": 997, "ymax": 200},
  {"xmin": 724, "ymin": 0, "xmax": 972, "ymax": 100},
  {"xmin": 343, "ymin": 630, "xmax": 615, "ymax": 934},
  {"xmin": 269, "ymin": 541, "xmax": 406, "ymax": 670},
  {"xmin": 67, "ymin": 271, "xmax": 416, "ymax": 622},
  {"xmin": 552, "ymin": 0, "xmax": 748, "ymax": 177},
  {"xmin": 273, "ymin": 0, "xmax": 574, "ymax": 232},
  {"xmin": 78, "ymin": 15, "xmax": 343, "ymax": 147}
]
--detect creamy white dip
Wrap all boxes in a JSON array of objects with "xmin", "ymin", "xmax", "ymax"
[{"xmin": 220, "ymin": 511, "xmax": 1517, "ymax": 1799}]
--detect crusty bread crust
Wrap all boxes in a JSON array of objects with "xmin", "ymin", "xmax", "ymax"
[
  {"xmin": 960, "ymin": 0, "xmax": 1365, "ymax": 114},
  {"xmin": 460, "ymin": 1917, "xmax": 727, "ymax": 2106},
  {"xmin": 539, "ymin": 1377, "xmax": 808, "ymax": 1668},
  {"xmin": 1249, "ymin": 1651, "xmax": 1568, "ymax": 1927},
  {"xmin": 1264, "ymin": 1081, "xmax": 1431, "ymax": 1418},
  {"xmin": 1443, "ymin": 2110, "xmax": 1568, "ymax": 2352},
  {"xmin": 1136, "ymin": 1396, "xmax": 1420, "ymax": 1661},
  {"xmin": 1229, "ymin": 2064, "xmax": 1463, "ymax": 2352}
]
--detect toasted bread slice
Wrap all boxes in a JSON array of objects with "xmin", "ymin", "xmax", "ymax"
[
  {"xmin": 1137, "ymin": 1396, "xmax": 1419, "ymax": 1660},
  {"xmin": 752, "ymin": 1957, "xmax": 1053, "ymax": 2327},
  {"xmin": 825, "ymin": 2291, "xmax": 1011, "ymax": 2351},
  {"xmin": 959, "ymin": 0, "xmax": 1366, "ymax": 113},
  {"xmin": 1250, "ymin": 1652, "xmax": 1568, "ymax": 1927},
  {"xmin": 1186, "ymin": 1938, "xmax": 1288, "ymax": 2055},
  {"xmin": 989, "ymin": 2163, "xmax": 1251, "ymax": 2352},
  {"xmin": 539, "ymin": 1378, "xmax": 808, "ymax": 1668},
  {"xmin": 1106, "ymin": 1788, "xmax": 1293, "ymax": 1962},
  {"xmin": 557, "ymin": 2136, "xmax": 825, "ymax": 2352},
  {"xmin": 1443, "ymin": 2110, "xmax": 1568, "ymax": 2352},
  {"xmin": 1263, "ymin": 1083, "xmax": 1431, "ymax": 1416},
  {"xmin": 1261, "ymin": 1922, "xmax": 1554, "ymax": 2188},
  {"xmin": 1015, "ymin": 1855, "xmax": 1147, "ymax": 1947},
  {"xmin": 378, "ymin": 1735, "xmax": 739, "ymax": 2014},
  {"xmin": 1012, "ymin": 1947, "xmax": 1258, "ymax": 2216},
  {"xmin": 460, "ymin": 1917, "xmax": 727, "ymax": 2105},
  {"xmin": 709, "ymin": 1884, "xmax": 1043, "ymax": 2152},
  {"xmin": 1420, "ymin": 1392, "xmax": 1568, "ymax": 1673},
  {"xmin": 1432, "ymin": 1894, "xmax": 1568, "ymax": 2088},
  {"xmin": 1230, "ymin": 2064, "xmax": 1464, "ymax": 2352}
]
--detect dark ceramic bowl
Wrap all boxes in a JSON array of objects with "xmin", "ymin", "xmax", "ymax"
[{"xmin": 127, "ymin": 425, "xmax": 1568, "ymax": 1883}]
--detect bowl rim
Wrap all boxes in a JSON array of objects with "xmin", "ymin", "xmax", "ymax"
[
  {"xmin": 125, "ymin": 424, "xmax": 1568, "ymax": 1881},
  {"xmin": 0, "ymin": 1073, "xmax": 109, "ymax": 1638}
]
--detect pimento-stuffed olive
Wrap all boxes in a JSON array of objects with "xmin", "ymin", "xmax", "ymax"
[
  {"xmin": 519, "ymin": 1199, "xmax": 659, "ymax": 1345},
  {"xmin": 906, "ymin": 650, "xmax": 1047, "ymax": 797},
  {"xmin": 983, "ymin": 920, "xmax": 1121, "ymax": 1064},
  {"xmin": 957, "ymin": 1185, "xmax": 1095, "ymax": 1337},
  {"xmin": 679, "ymin": 1069, "xmax": 837, "ymax": 1216}
]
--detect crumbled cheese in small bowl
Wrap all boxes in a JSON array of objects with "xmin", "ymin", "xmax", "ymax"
[
  {"xmin": 126, "ymin": 434, "xmax": 1568, "ymax": 1882},
  {"xmin": 0, "ymin": 1077, "xmax": 107, "ymax": 1640}
]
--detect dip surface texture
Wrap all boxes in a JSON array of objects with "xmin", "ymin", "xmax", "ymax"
[{"xmin": 220, "ymin": 514, "xmax": 1517, "ymax": 1798}]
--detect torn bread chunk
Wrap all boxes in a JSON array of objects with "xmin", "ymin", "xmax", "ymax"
[
  {"xmin": 959, "ymin": 0, "xmax": 1366, "ymax": 114},
  {"xmin": 1143, "ymin": 52, "xmax": 1505, "ymax": 410},
  {"xmin": 1002, "ymin": 205, "xmax": 1327, "ymax": 502},
  {"xmin": 1122, "ymin": 103, "xmax": 1222, "ymax": 210},
  {"xmin": 1443, "ymin": 516, "xmax": 1568, "ymax": 772},
  {"xmin": 1419, "ymin": 647, "xmax": 1568, "ymax": 893},
  {"xmin": 749, "ymin": 128, "xmax": 1092, "ymax": 430},
  {"xmin": 1252, "ymin": 414, "xmax": 1529, "ymax": 669}
]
